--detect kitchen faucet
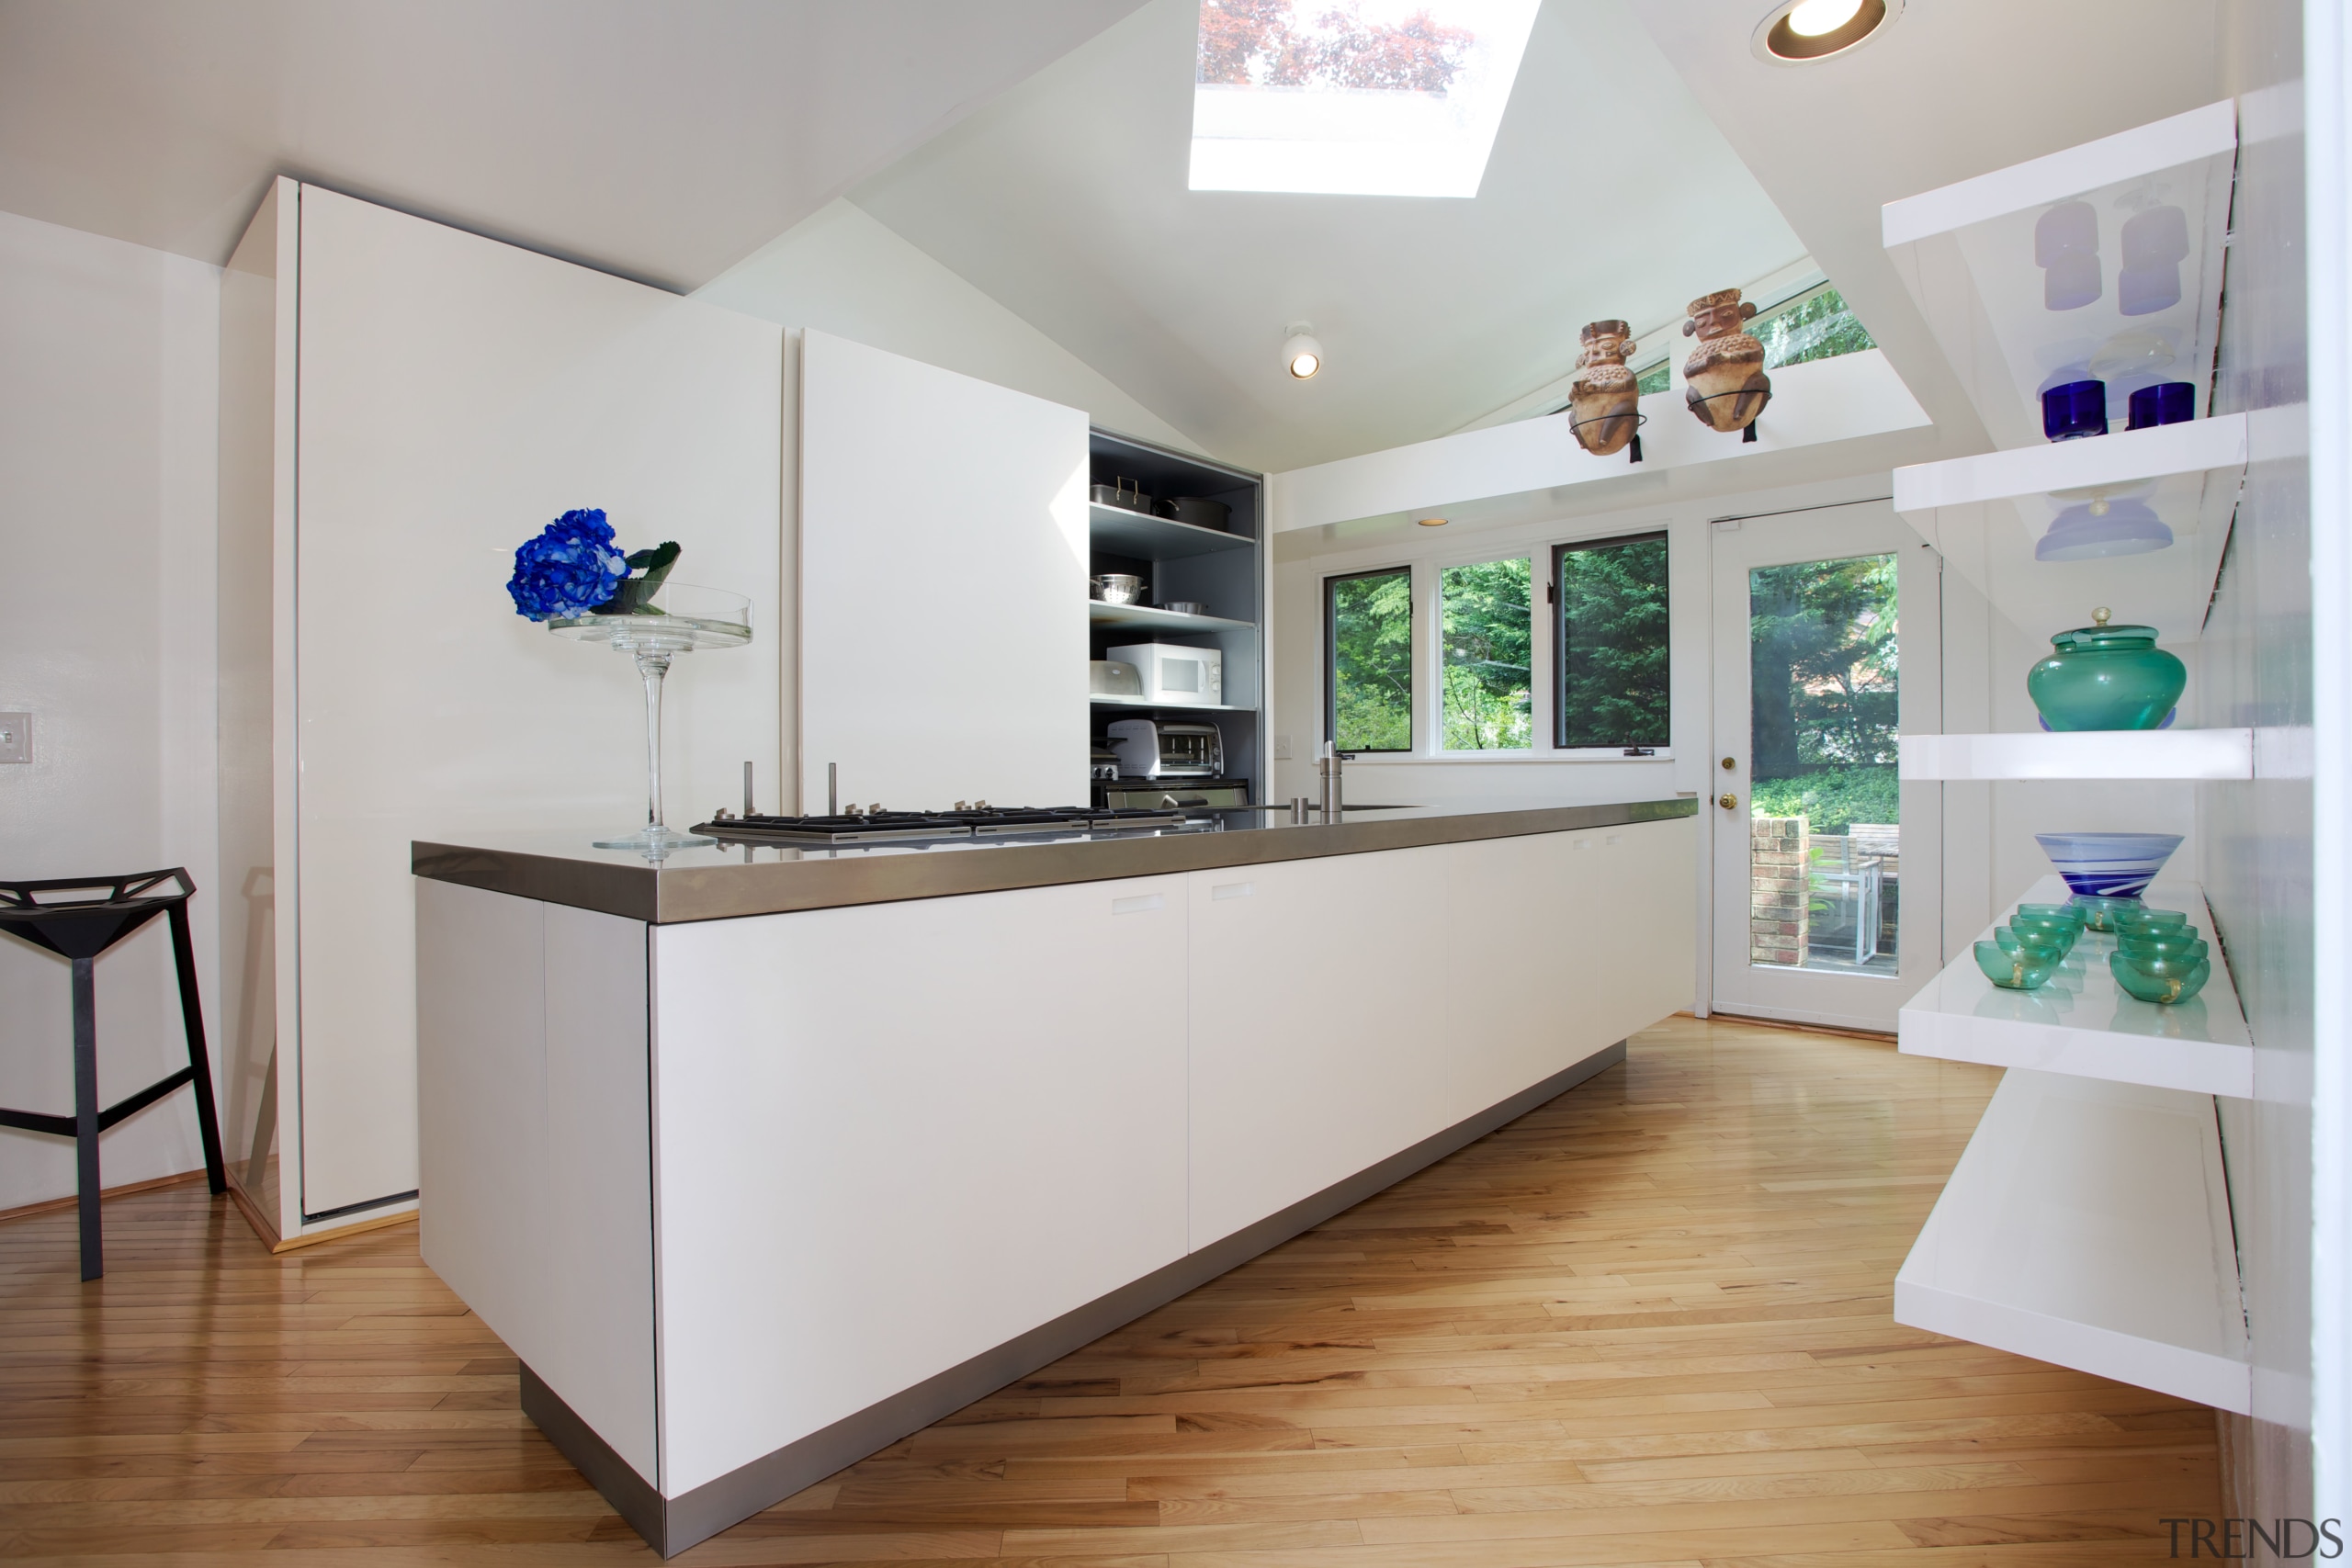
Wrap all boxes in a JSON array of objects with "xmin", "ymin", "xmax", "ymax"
[{"xmin": 1318, "ymin": 742, "xmax": 1355, "ymax": 822}]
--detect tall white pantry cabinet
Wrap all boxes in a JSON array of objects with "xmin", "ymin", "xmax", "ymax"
[{"xmin": 216, "ymin": 179, "xmax": 784, "ymax": 1243}]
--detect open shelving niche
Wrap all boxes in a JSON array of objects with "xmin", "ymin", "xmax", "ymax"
[
  {"xmin": 1883, "ymin": 101, "xmax": 2242, "ymax": 648},
  {"xmin": 1882, "ymin": 105, "xmax": 2254, "ymax": 1416},
  {"xmin": 1087, "ymin": 431, "xmax": 1267, "ymax": 803},
  {"xmin": 1898, "ymin": 872, "xmax": 2250, "ymax": 1409},
  {"xmin": 1896, "ymin": 874, "xmax": 2251, "ymax": 1412}
]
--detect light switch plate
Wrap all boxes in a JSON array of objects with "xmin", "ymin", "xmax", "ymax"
[
  {"xmin": 1273, "ymin": 733, "xmax": 1292, "ymax": 760},
  {"xmin": 0, "ymin": 713, "xmax": 27, "ymax": 764}
]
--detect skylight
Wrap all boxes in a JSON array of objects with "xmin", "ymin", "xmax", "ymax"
[{"xmin": 1189, "ymin": 0, "xmax": 1541, "ymax": 197}]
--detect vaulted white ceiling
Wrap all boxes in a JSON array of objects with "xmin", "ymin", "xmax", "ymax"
[
  {"xmin": 0, "ymin": 0, "xmax": 1148, "ymax": 288},
  {"xmin": 845, "ymin": 0, "xmax": 1810, "ymax": 473}
]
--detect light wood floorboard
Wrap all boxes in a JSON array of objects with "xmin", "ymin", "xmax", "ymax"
[{"xmin": 0, "ymin": 1015, "xmax": 2219, "ymax": 1562}]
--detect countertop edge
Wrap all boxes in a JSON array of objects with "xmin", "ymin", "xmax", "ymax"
[{"xmin": 413, "ymin": 799, "xmax": 1696, "ymax": 924}]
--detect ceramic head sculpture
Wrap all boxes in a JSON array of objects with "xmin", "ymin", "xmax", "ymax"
[
  {"xmin": 1681, "ymin": 288, "xmax": 1771, "ymax": 434},
  {"xmin": 1568, "ymin": 320, "xmax": 1643, "ymax": 457}
]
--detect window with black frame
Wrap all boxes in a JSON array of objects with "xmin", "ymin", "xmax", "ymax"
[
  {"xmin": 1555, "ymin": 532, "xmax": 1669, "ymax": 751},
  {"xmin": 1326, "ymin": 567, "xmax": 1413, "ymax": 751}
]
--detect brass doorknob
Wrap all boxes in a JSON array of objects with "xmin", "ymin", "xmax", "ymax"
[{"xmin": 1718, "ymin": 793, "xmax": 1738, "ymax": 810}]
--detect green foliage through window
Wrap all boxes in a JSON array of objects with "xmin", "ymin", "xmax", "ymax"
[
  {"xmin": 1556, "ymin": 534, "xmax": 1669, "ymax": 750},
  {"xmin": 1329, "ymin": 568, "xmax": 1412, "ymax": 750},
  {"xmin": 1747, "ymin": 553, "xmax": 1897, "ymax": 777},
  {"xmin": 1634, "ymin": 360, "xmax": 1671, "ymax": 395},
  {"xmin": 1750, "ymin": 286, "xmax": 1876, "ymax": 370},
  {"xmin": 1747, "ymin": 766, "xmax": 1898, "ymax": 837},
  {"xmin": 1441, "ymin": 558, "xmax": 1531, "ymax": 750}
]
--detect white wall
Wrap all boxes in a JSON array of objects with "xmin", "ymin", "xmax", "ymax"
[
  {"xmin": 694, "ymin": 199, "xmax": 1200, "ymax": 455},
  {"xmin": 0, "ymin": 209, "xmax": 221, "ymax": 1212}
]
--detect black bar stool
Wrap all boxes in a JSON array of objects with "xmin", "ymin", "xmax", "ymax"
[{"xmin": 0, "ymin": 868, "xmax": 228, "ymax": 1279}]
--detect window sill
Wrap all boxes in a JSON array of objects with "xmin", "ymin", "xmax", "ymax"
[{"xmin": 1339, "ymin": 750, "xmax": 1676, "ymax": 765}]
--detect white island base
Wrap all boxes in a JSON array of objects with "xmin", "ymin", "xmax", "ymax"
[{"xmin": 415, "ymin": 812, "xmax": 1693, "ymax": 1555}]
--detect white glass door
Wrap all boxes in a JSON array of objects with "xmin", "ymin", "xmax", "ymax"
[{"xmin": 1710, "ymin": 502, "xmax": 1940, "ymax": 1032}]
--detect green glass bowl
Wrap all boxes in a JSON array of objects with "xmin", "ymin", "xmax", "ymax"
[
  {"xmin": 1976, "ymin": 941, "xmax": 2055, "ymax": 989},
  {"xmin": 2115, "ymin": 907, "xmax": 2191, "ymax": 933},
  {"xmin": 2119, "ymin": 948, "xmax": 2210, "ymax": 980},
  {"xmin": 1996, "ymin": 925, "xmax": 2075, "ymax": 961},
  {"xmin": 2109, "ymin": 951, "xmax": 2211, "ymax": 1004},
  {"xmin": 2015, "ymin": 902, "xmax": 2086, "ymax": 929},
  {"xmin": 2119, "ymin": 935, "xmax": 2209, "ymax": 964},
  {"xmin": 2069, "ymin": 895, "xmax": 2143, "ymax": 931},
  {"xmin": 2008, "ymin": 912, "xmax": 2083, "ymax": 940}
]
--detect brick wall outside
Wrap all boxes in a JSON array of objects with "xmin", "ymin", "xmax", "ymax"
[{"xmin": 1750, "ymin": 815, "xmax": 1808, "ymax": 967}]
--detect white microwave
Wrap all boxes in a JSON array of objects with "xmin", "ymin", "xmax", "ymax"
[{"xmin": 1104, "ymin": 642, "xmax": 1223, "ymax": 705}]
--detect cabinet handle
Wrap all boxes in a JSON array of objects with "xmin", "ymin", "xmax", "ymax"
[
  {"xmin": 1112, "ymin": 893, "xmax": 1164, "ymax": 915},
  {"xmin": 1212, "ymin": 882, "xmax": 1254, "ymax": 901}
]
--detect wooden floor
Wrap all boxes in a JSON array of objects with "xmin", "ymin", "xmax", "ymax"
[{"xmin": 0, "ymin": 1015, "xmax": 2220, "ymax": 1565}]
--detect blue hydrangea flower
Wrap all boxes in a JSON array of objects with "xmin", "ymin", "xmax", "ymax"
[{"xmin": 508, "ymin": 509, "xmax": 628, "ymax": 621}]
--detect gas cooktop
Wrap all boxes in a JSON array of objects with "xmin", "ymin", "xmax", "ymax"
[{"xmin": 690, "ymin": 805, "xmax": 1188, "ymax": 846}]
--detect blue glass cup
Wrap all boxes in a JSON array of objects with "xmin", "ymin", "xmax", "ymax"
[
  {"xmin": 2127, "ymin": 381, "xmax": 2196, "ymax": 429},
  {"xmin": 2042, "ymin": 379, "xmax": 2108, "ymax": 440}
]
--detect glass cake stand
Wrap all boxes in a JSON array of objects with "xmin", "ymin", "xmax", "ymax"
[{"xmin": 549, "ymin": 582, "xmax": 751, "ymax": 857}]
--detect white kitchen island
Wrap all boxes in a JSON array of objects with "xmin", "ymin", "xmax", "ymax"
[{"xmin": 413, "ymin": 800, "xmax": 1696, "ymax": 1555}]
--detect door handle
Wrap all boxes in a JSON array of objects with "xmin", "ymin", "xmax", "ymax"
[{"xmin": 1718, "ymin": 793, "xmax": 1738, "ymax": 810}]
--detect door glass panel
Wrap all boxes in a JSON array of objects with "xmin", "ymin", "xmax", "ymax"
[
  {"xmin": 1747, "ymin": 554, "xmax": 1898, "ymax": 976},
  {"xmin": 1440, "ymin": 558, "xmax": 1531, "ymax": 750}
]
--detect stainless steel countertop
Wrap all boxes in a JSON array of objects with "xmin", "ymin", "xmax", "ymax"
[{"xmin": 412, "ymin": 797, "xmax": 1699, "ymax": 924}]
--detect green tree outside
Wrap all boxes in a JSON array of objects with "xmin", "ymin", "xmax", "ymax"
[
  {"xmin": 1330, "ymin": 569, "xmax": 1412, "ymax": 750},
  {"xmin": 1747, "ymin": 551, "xmax": 1898, "ymax": 814},
  {"xmin": 1559, "ymin": 535, "xmax": 1669, "ymax": 749},
  {"xmin": 1442, "ymin": 558, "xmax": 1531, "ymax": 749}
]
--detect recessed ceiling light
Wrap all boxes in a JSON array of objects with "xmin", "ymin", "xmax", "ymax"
[
  {"xmin": 1282, "ymin": 327, "xmax": 1325, "ymax": 379},
  {"xmin": 1751, "ymin": 0, "xmax": 1898, "ymax": 62},
  {"xmin": 1417, "ymin": 516, "xmax": 1449, "ymax": 527}
]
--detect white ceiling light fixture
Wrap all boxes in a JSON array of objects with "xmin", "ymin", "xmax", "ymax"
[
  {"xmin": 1189, "ymin": 0, "xmax": 1542, "ymax": 197},
  {"xmin": 1283, "ymin": 326, "xmax": 1325, "ymax": 379},
  {"xmin": 1750, "ymin": 0, "xmax": 1900, "ymax": 63}
]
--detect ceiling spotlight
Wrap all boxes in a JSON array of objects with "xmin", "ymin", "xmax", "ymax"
[
  {"xmin": 1753, "ymin": 0, "xmax": 1897, "ymax": 62},
  {"xmin": 1282, "ymin": 325, "xmax": 1324, "ymax": 379},
  {"xmin": 1417, "ymin": 516, "xmax": 1449, "ymax": 527}
]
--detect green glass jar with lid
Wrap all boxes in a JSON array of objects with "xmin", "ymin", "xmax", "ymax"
[{"xmin": 2026, "ymin": 608, "xmax": 2187, "ymax": 731}]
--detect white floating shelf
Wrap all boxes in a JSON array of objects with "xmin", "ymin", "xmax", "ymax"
[
  {"xmin": 1891, "ymin": 415, "xmax": 2245, "ymax": 646},
  {"xmin": 1090, "ymin": 695, "xmax": 1254, "ymax": 712},
  {"xmin": 1896, "ymin": 1066, "xmax": 2248, "ymax": 1413},
  {"xmin": 1900, "ymin": 728, "xmax": 2255, "ymax": 781},
  {"xmin": 1883, "ymin": 100, "xmax": 2235, "ymax": 452},
  {"xmin": 1088, "ymin": 602, "xmax": 1254, "ymax": 634},
  {"xmin": 1089, "ymin": 503, "xmax": 1255, "ymax": 561},
  {"xmin": 1899, "ymin": 877, "xmax": 2251, "ymax": 1098}
]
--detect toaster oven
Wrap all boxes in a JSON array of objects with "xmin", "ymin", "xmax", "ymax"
[
  {"xmin": 1103, "ymin": 642, "xmax": 1222, "ymax": 705},
  {"xmin": 1105, "ymin": 718, "xmax": 1222, "ymax": 779}
]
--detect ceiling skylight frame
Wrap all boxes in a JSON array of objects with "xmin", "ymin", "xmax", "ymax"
[{"xmin": 1188, "ymin": 0, "xmax": 1543, "ymax": 198}]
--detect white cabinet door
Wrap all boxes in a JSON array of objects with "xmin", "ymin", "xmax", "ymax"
[
  {"xmin": 1186, "ymin": 848, "xmax": 1450, "ymax": 1248},
  {"xmin": 648, "ymin": 874, "xmax": 1189, "ymax": 1496},
  {"xmin": 288, "ymin": 186, "xmax": 783, "ymax": 1221},
  {"xmin": 1437, "ymin": 820, "xmax": 1696, "ymax": 1111},
  {"xmin": 798, "ymin": 330, "xmax": 1089, "ymax": 812},
  {"xmin": 1187, "ymin": 823, "xmax": 1697, "ymax": 1251}
]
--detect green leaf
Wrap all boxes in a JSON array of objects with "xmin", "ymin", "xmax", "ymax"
[{"xmin": 626, "ymin": 541, "xmax": 682, "ymax": 594}]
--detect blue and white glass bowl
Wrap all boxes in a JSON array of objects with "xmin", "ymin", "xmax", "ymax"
[{"xmin": 2033, "ymin": 832, "xmax": 2184, "ymax": 898}]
